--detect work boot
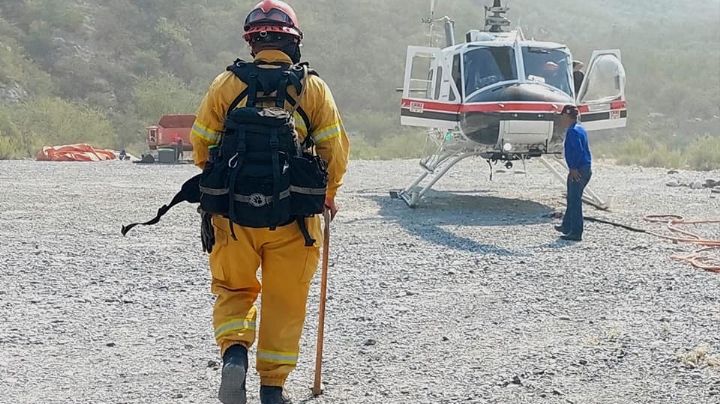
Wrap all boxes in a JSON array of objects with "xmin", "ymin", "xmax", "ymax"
[
  {"xmin": 219, "ymin": 345, "xmax": 248, "ymax": 404},
  {"xmin": 260, "ymin": 386, "xmax": 292, "ymax": 404},
  {"xmin": 554, "ymin": 225, "xmax": 567, "ymax": 234}
]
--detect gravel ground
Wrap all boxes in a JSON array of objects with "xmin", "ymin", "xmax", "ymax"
[{"xmin": 1, "ymin": 159, "xmax": 719, "ymax": 404}]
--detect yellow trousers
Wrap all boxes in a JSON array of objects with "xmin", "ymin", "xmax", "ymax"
[{"xmin": 209, "ymin": 215, "xmax": 321, "ymax": 387}]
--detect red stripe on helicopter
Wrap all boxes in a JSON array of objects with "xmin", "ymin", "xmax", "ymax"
[
  {"xmin": 401, "ymin": 99, "xmax": 560, "ymax": 114},
  {"xmin": 577, "ymin": 100, "xmax": 627, "ymax": 113},
  {"xmin": 460, "ymin": 103, "xmax": 561, "ymax": 113},
  {"xmin": 401, "ymin": 99, "xmax": 460, "ymax": 115},
  {"xmin": 402, "ymin": 99, "xmax": 626, "ymax": 114}
]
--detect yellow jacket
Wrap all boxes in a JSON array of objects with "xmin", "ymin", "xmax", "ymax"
[{"xmin": 190, "ymin": 50, "xmax": 350, "ymax": 199}]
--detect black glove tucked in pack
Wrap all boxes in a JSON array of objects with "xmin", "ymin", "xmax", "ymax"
[{"xmin": 199, "ymin": 208, "xmax": 215, "ymax": 254}]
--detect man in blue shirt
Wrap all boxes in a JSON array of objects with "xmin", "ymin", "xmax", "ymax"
[{"xmin": 555, "ymin": 105, "xmax": 592, "ymax": 241}]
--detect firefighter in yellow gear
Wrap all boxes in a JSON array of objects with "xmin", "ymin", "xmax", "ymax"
[{"xmin": 189, "ymin": 1, "xmax": 349, "ymax": 403}]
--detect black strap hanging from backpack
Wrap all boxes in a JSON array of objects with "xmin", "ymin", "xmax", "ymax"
[{"xmin": 121, "ymin": 174, "xmax": 202, "ymax": 236}]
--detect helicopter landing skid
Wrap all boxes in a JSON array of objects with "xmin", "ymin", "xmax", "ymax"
[
  {"xmin": 539, "ymin": 156, "xmax": 610, "ymax": 210},
  {"xmin": 390, "ymin": 151, "xmax": 483, "ymax": 208}
]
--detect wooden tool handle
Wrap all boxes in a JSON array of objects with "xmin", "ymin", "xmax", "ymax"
[{"xmin": 312, "ymin": 209, "xmax": 331, "ymax": 396}]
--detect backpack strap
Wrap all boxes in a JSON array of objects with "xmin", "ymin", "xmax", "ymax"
[
  {"xmin": 275, "ymin": 73, "xmax": 290, "ymax": 108},
  {"xmin": 227, "ymin": 89, "xmax": 248, "ymax": 113},
  {"xmin": 285, "ymin": 65, "xmax": 314, "ymax": 146},
  {"xmin": 287, "ymin": 65, "xmax": 306, "ymax": 113},
  {"xmin": 121, "ymin": 174, "xmax": 202, "ymax": 236},
  {"xmin": 269, "ymin": 129, "xmax": 282, "ymax": 229},
  {"xmin": 227, "ymin": 60, "xmax": 252, "ymax": 112},
  {"xmin": 226, "ymin": 126, "xmax": 248, "ymax": 230},
  {"xmin": 283, "ymin": 94, "xmax": 312, "ymax": 136},
  {"xmin": 245, "ymin": 69, "xmax": 259, "ymax": 107},
  {"xmin": 296, "ymin": 217, "xmax": 316, "ymax": 247}
]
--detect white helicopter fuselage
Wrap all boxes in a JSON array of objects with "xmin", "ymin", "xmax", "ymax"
[
  {"xmin": 400, "ymin": 29, "xmax": 627, "ymax": 160},
  {"xmin": 393, "ymin": 17, "xmax": 628, "ymax": 208}
]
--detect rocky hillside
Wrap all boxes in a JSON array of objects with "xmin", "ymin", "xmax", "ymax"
[{"xmin": 0, "ymin": 0, "xmax": 718, "ymax": 162}]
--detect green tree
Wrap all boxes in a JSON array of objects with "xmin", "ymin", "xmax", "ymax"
[{"xmin": 132, "ymin": 73, "xmax": 200, "ymax": 124}]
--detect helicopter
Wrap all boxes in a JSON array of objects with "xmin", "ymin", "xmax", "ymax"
[{"xmin": 390, "ymin": 0, "xmax": 627, "ymax": 209}]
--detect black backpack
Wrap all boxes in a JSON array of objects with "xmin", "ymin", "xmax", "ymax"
[{"xmin": 122, "ymin": 60, "xmax": 328, "ymax": 247}]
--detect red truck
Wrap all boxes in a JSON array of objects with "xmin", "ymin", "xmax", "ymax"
[
  {"xmin": 140, "ymin": 114, "xmax": 196, "ymax": 164},
  {"xmin": 146, "ymin": 114, "xmax": 195, "ymax": 151}
]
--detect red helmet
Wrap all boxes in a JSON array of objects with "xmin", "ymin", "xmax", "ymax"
[{"xmin": 243, "ymin": 0, "xmax": 302, "ymax": 42}]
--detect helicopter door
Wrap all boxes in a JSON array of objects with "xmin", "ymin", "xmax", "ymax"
[
  {"xmin": 576, "ymin": 50, "xmax": 627, "ymax": 131},
  {"xmin": 401, "ymin": 46, "xmax": 457, "ymax": 129}
]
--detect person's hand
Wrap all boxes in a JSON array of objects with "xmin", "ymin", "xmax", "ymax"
[
  {"xmin": 324, "ymin": 197, "xmax": 338, "ymax": 221},
  {"xmin": 569, "ymin": 169, "xmax": 582, "ymax": 182}
]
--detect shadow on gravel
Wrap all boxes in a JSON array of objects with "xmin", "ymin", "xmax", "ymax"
[{"xmin": 370, "ymin": 191, "xmax": 555, "ymax": 255}]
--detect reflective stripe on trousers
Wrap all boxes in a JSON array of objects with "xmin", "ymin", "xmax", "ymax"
[
  {"xmin": 214, "ymin": 318, "xmax": 257, "ymax": 339},
  {"xmin": 257, "ymin": 349, "xmax": 300, "ymax": 365}
]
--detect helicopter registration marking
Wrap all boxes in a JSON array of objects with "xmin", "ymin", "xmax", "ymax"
[
  {"xmin": 610, "ymin": 110, "xmax": 621, "ymax": 120},
  {"xmin": 409, "ymin": 102, "xmax": 425, "ymax": 113}
]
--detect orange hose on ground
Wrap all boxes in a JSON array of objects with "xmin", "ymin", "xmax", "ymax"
[{"xmin": 643, "ymin": 215, "xmax": 720, "ymax": 273}]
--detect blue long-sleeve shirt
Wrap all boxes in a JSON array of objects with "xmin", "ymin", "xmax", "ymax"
[{"xmin": 564, "ymin": 122, "xmax": 592, "ymax": 169}]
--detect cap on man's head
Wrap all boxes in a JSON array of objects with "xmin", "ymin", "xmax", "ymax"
[
  {"xmin": 561, "ymin": 104, "xmax": 579, "ymax": 118},
  {"xmin": 543, "ymin": 61, "xmax": 559, "ymax": 71}
]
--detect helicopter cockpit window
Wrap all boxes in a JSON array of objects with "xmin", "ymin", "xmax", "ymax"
[
  {"xmin": 522, "ymin": 47, "xmax": 572, "ymax": 96},
  {"xmin": 463, "ymin": 47, "xmax": 517, "ymax": 97}
]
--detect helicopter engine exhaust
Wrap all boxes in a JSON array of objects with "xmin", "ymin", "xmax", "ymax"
[{"xmin": 444, "ymin": 19, "xmax": 456, "ymax": 47}]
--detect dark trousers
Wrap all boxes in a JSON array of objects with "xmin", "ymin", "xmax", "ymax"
[{"xmin": 561, "ymin": 166, "xmax": 592, "ymax": 237}]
